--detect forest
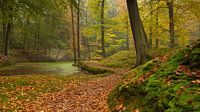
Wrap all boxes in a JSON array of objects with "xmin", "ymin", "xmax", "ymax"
[{"xmin": 0, "ymin": 0, "xmax": 200, "ymax": 111}]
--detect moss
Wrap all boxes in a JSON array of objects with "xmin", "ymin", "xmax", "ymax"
[
  {"xmin": 0, "ymin": 94, "xmax": 8, "ymax": 104},
  {"xmin": 79, "ymin": 62, "xmax": 114, "ymax": 74},
  {"xmin": 108, "ymin": 40, "xmax": 200, "ymax": 112},
  {"xmin": 100, "ymin": 50, "xmax": 135, "ymax": 68}
]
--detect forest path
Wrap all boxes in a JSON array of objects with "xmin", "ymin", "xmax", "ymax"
[{"xmin": 22, "ymin": 74, "xmax": 122, "ymax": 112}]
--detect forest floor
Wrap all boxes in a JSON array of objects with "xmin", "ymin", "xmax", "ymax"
[
  {"xmin": 0, "ymin": 61, "xmax": 129, "ymax": 112},
  {"xmin": 22, "ymin": 74, "xmax": 122, "ymax": 112}
]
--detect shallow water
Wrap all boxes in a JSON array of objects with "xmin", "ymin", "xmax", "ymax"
[{"xmin": 0, "ymin": 62, "xmax": 79, "ymax": 76}]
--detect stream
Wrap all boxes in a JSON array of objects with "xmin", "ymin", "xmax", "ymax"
[{"xmin": 0, "ymin": 62, "xmax": 79, "ymax": 76}]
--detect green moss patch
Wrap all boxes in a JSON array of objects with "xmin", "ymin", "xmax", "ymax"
[
  {"xmin": 100, "ymin": 50, "xmax": 136, "ymax": 68},
  {"xmin": 79, "ymin": 61, "xmax": 114, "ymax": 74},
  {"xmin": 108, "ymin": 40, "xmax": 200, "ymax": 112}
]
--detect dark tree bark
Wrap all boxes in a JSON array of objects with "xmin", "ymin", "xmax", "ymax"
[
  {"xmin": 141, "ymin": 17, "xmax": 150, "ymax": 49},
  {"xmin": 4, "ymin": 23, "xmax": 11, "ymax": 56},
  {"xmin": 86, "ymin": 38, "xmax": 91, "ymax": 60},
  {"xmin": 71, "ymin": 5, "xmax": 77, "ymax": 65},
  {"xmin": 149, "ymin": 26, "xmax": 153, "ymax": 48},
  {"xmin": 23, "ymin": 35, "xmax": 27, "ymax": 50},
  {"xmin": 127, "ymin": 0, "xmax": 148, "ymax": 67},
  {"xmin": 2, "ymin": 22, "xmax": 6, "ymax": 44},
  {"xmin": 126, "ymin": 19, "xmax": 130, "ymax": 50},
  {"xmin": 155, "ymin": 7, "xmax": 159, "ymax": 48},
  {"xmin": 101, "ymin": 0, "xmax": 106, "ymax": 58},
  {"xmin": 77, "ymin": 0, "xmax": 81, "ymax": 62},
  {"xmin": 36, "ymin": 20, "xmax": 40, "ymax": 57},
  {"xmin": 166, "ymin": 0, "xmax": 175, "ymax": 48}
]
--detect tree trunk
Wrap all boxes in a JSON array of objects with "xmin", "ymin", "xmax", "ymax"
[
  {"xmin": 101, "ymin": 0, "xmax": 106, "ymax": 58},
  {"xmin": 77, "ymin": 0, "xmax": 81, "ymax": 62},
  {"xmin": 86, "ymin": 38, "xmax": 91, "ymax": 60},
  {"xmin": 23, "ymin": 35, "xmax": 27, "ymax": 51},
  {"xmin": 85, "ymin": 9, "xmax": 91, "ymax": 60},
  {"xmin": 166, "ymin": 0, "xmax": 175, "ymax": 48},
  {"xmin": 34, "ymin": 33, "xmax": 37, "ymax": 53},
  {"xmin": 55, "ymin": 46, "xmax": 61, "ymax": 61},
  {"xmin": 2, "ymin": 22, "xmax": 6, "ymax": 44},
  {"xmin": 4, "ymin": 23, "xmax": 11, "ymax": 56},
  {"xmin": 36, "ymin": 20, "xmax": 40, "ymax": 57},
  {"xmin": 155, "ymin": 7, "xmax": 159, "ymax": 48},
  {"xmin": 149, "ymin": 6, "xmax": 153, "ymax": 49},
  {"xmin": 127, "ymin": 0, "xmax": 148, "ymax": 67},
  {"xmin": 126, "ymin": 19, "xmax": 130, "ymax": 50},
  {"xmin": 199, "ymin": 20, "xmax": 200, "ymax": 38},
  {"xmin": 71, "ymin": 5, "xmax": 77, "ymax": 65},
  {"xmin": 149, "ymin": 28, "xmax": 153, "ymax": 48}
]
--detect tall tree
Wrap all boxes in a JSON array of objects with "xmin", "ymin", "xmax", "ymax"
[
  {"xmin": 70, "ymin": 5, "xmax": 77, "ymax": 65},
  {"xmin": 126, "ymin": 0, "xmax": 148, "ymax": 66},
  {"xmin": 4, "ymin": 23, "xmax": 12, "ymax": 56},
  {"xmin": 166, "ymin": 0, "xmax": 175, "ymax": 48},
  {"xmin": 101, "ymin": 0, "xmax": 106, "ymax": 58},
  {"xmin": 77, "ymin": 0, "xmax": 81, "ymax": 62},
  {"xmin": 126, "ymin": 18, "xmax": 130, "ymax": 50}
]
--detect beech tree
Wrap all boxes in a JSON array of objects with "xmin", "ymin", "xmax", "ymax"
[
  {"xmin": 101, "ymin": 0, "xmax": 106, "ymax": 58},
  {"xmin": 126, "ymin": 0, "xmax": 148, "ymax": 66}
]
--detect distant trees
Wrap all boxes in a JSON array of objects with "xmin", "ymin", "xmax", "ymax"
[
  {"xmin": 77, "ymin": 0, "xmax": 81, "ymax": 62},
  {"xmin": 82, "ymin": 0, "xmax": 131, "ymax": 59},
  {"xmin": 0, "ymin": 0, "xmax": 77, "ymax": 60},
  {"xmin": 1, "ymin": 0, "xmax": 199, "ymax": 63},
  {"xmin": 70, "ymin": 4, "xmax": 77, "ymax": 64}
]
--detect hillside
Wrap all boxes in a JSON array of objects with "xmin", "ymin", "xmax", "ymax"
[{"xmin": 108, "ymin": 40, "xmax": 200, "ymax": 112}]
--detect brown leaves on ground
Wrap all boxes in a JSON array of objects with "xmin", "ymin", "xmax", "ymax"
[
  {"xmin": 176, "ymin": 65, "xmax": 200, "ymax": 79},
  {"xmin": 115, "ymin": 104, "xmax": 126, "ymax": 111},
  {"xmin": 191, "ymin": 80, "xmax": 200, "ymax": 84},
  {"xmin": 22, "ymin": 74, "xmax": 121, "ymax": 112}
]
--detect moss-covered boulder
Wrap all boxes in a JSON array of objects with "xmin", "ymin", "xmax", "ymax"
[{"xmin": 79, "ymin": 61, "xmax": 114, "ymax": 74}]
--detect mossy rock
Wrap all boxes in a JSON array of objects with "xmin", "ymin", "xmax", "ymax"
[{"xmin": 79, "ymin": 62, "xmax": 114, "ymax": 74}]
